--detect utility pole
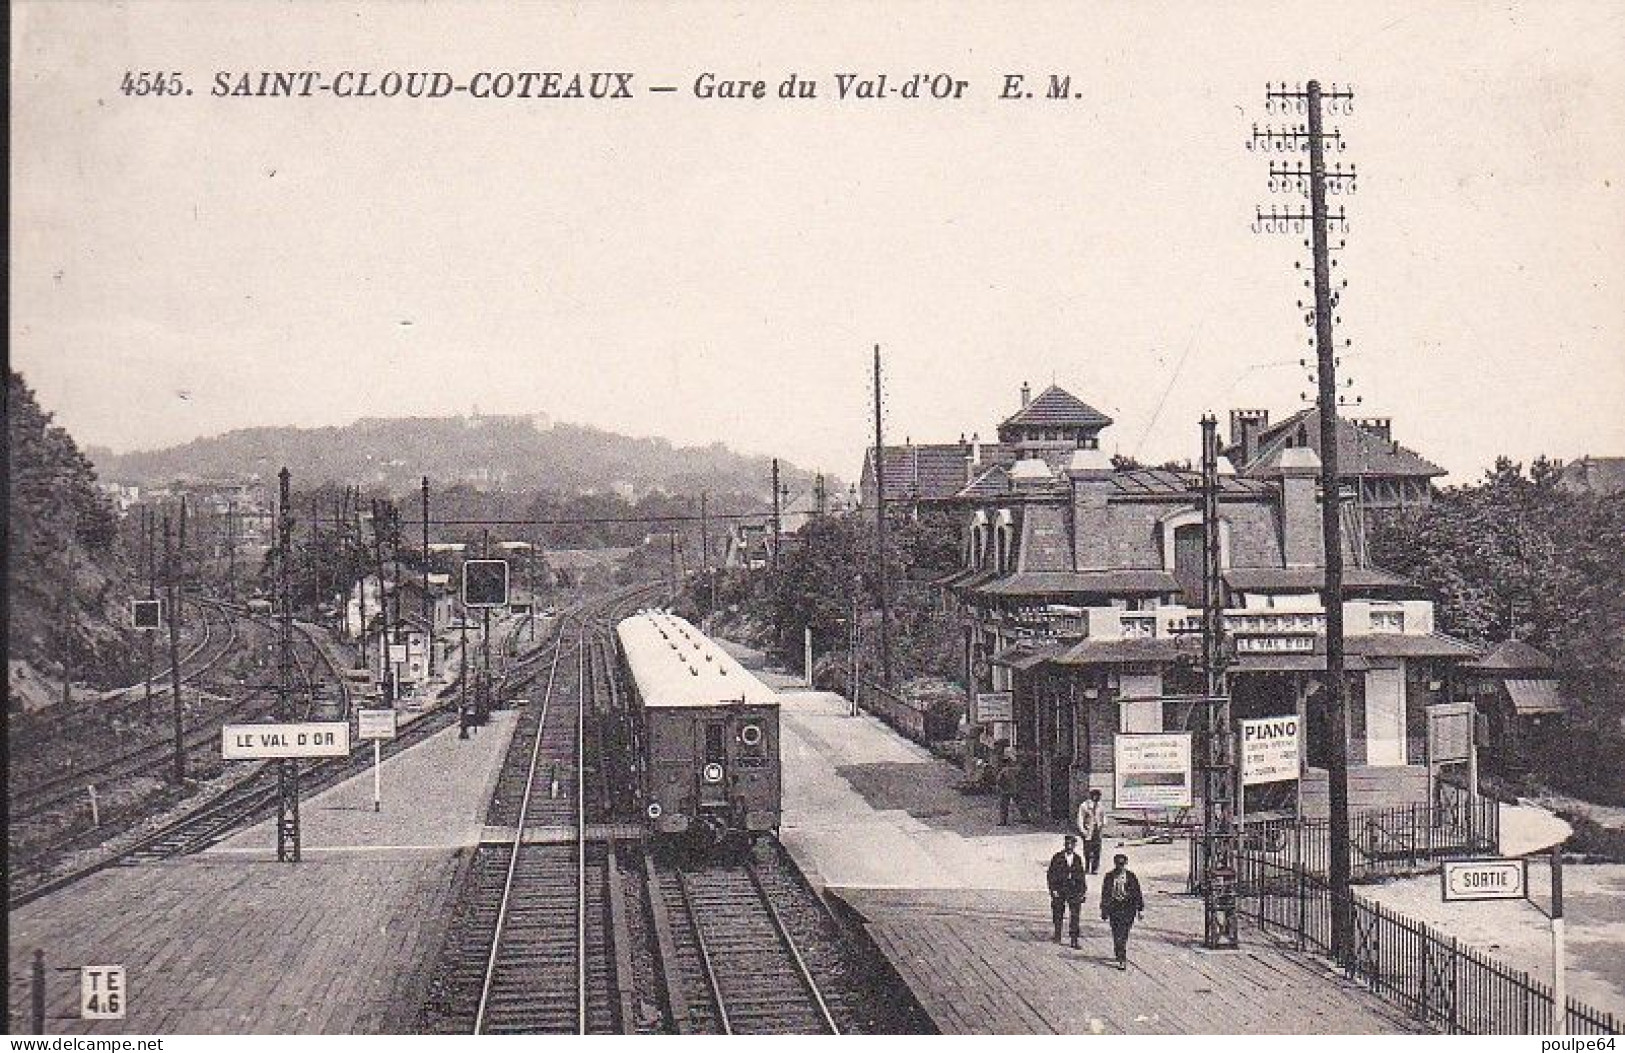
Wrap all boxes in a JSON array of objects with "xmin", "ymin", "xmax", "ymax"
[
  {"xmin": 177, "ymin": 495, "xmax": 188, "ymax": 587},
  {"xmin": 371, "ymin": 499, "xmax": 393, "ymax": 705},
  {"xmin": 1253, "ymin": 79, "xmax": 1358, "ymax": 959},
  {"xmin": 479, "ymin": 529, "xmax": 491, "ymax": 723},
  {"xmin": 422, "ymin": 477, "xmax": 434, "ymax": 677},
  {"xmin": 699, "ymin": 492, "xmax": 714, "ymax": 612},
  {"xmin": 354, "ymin": 489, "xmax": 369, "ymax": 673},
  {"xmin": 770, "ymin": 458, "xmax": 782, "ymax": 570},
  {"xmin": 144, "ymin": 506, "xmax": 156, "ymax": 711},
  {"xmin": 309, "ymin": 494, "xmax": 320, "ymax": 621},
  {"xmin": 164, "ymin": 513, "xmax": 185, "ymax": 784},
  {"xmin": 1199, "ymin": 415, "xmax": 1239, "ymax": 949},
  {"xmin": 276, "ymin": 468, "xmax": 300, "ymax": 862},
  {"xmin": 814, "ymin": 473, "xmax": 828, "ymax": 517},
  {"xmin": 224, "ymin": 501, "xmax": 237, "ymax": 601},
  {"xmin": 872, "ymin": 344, "xmax": 894, "ymax": 688}
]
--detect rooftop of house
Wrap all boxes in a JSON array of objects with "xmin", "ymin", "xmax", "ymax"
[
  {"xmin": 863, "ymin": 441, "xmax": 1015, "ymax": 503},
  {"xmin": 999, "ymin": 385, "xmax": 1114, "ymax": 432},
  {"xmin": 1229, "ymin": 407, "xmax": 1445, "ymax": 479},
  {"xmin": 1557, "ymin": 456, "xmax": 1625, "ymax": 495}
]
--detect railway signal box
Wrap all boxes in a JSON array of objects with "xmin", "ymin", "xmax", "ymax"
[{"xmin": 462, "ymin": 559, "xmax": 510, "ymax": 608}]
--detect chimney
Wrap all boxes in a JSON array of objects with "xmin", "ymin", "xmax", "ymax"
[
  {"xmin": 1020, "ymin": 381, "xmax": 1031, "ymax": 408},
  {"xmin": 1229, "ymin": 409, "xmax": 1270, "ymax": 468},
  {"xmin": 1266, "ymin": 447, "xmax": 1324, "ymax": 568},
  {"xmin": 1352, "ymin": 417, "xmax": 1392, "ymax": 444},
  {"xmin": 1066, "ymin": 448, "xmax": 1114, "ymax": 570}
]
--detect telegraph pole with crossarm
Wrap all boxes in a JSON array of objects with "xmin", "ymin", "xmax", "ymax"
[{"xmin": 1250, "ymin": 79, "xmax": 1359, "ymax": 961}]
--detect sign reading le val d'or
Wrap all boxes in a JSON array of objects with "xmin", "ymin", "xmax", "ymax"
[{"xmin": 222, "ymin": 722, "xmax": 351, "ymax": 760}]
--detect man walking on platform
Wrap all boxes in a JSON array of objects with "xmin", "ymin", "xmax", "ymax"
[
  {"xmin": 1047, "ymin": 834, "xmax": 1088, "ymax": 948},
  {"xmin": 1100, "ymin": 853, "xmax": 1145, "ymax": 969},
  {"xmin": 1075, "ymin": 787, "xmax": 1106, "ymax": 874}
]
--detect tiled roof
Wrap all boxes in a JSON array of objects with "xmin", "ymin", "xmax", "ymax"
[
  {"xmin": 1464, "ymin": 639, "xmax": 1554, "ymax": 673},
  {"xmin": 865, "ymin": 443, "xmax": 1014, "ymax": 503},
  {"xmin": 1234, "ymin": 408, "xmax": 1444, "ymax": 479},
  {"xmin": 1504, "ymin": 679, "xmax": 1567, "ymax": 715},
  {"xmin": 1558, "ymin": 456, "xmax": 1625, "ymax": 495},
  {"xmin": 955, "ymin": 465, "xmax": 1011, "ymax": 500},
  {"xmin": 1223, "ymin": 566, "xmax": 1420, "ymax": 592},
  {"xmin": 974, "ymin": 570, "xmax": 1181, "ymax": 597},
  {"xmin": 1344, "ymin": 633, "xmax": 1480, "ymax": 660},
  {"xmin": 1050, "ymin": 637, "xmax": 1196, "ymax": 666},
  {"xmin": 990, "ymin": 643, "xmax": 1062, "ymax": 670},
  {"xmin": 999, "ymin": 386, "xmax": 1113, "ymax": 431}
]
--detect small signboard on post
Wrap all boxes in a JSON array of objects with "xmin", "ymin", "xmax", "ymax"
[
  {"xmin": 356, "ymin": 708, "xmax": 397, "ymax": 812},
  {"xmin": 975, "ymin": 691, "xmax": 1013, "ymax": 723},
  {"xmin": 131, "ymin": 598, "xmax": 162, "ymax": 631},
  {"xmin": 357, "ymin": 708, "xmax": 398, "ymax": 741},
  {"xmin": 1442, "ymin": 858, "xmax": 1528, "ymax": 902},
  {"xmin": 80, "ymin": 965, "xmax": 126, "ymax": 1019},
  {"xmin": 222, "ymin": 722, "xmax": 350, "ymax": 760},
  {"xmin": 1113, "ymin": 732, "xmax": 1193, "ymax": 809}
]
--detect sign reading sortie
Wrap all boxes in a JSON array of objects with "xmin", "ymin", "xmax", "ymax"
[
  {"xmin": 1240, "ymin": 715, "xmax": 1301, "ymax": 786},
  {"xmin": 1441, "ymin": 859, "xmax": 1528, "ymax": 902}
]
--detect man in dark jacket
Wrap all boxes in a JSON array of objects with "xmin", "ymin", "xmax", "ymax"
[
  {"xmin": 1099, "ymin": 852, "xmax": 1145, "ymax": 969},
  {"xmin": 1047, "ymin": 834, "xmax": 1088, "ymax": 948}
]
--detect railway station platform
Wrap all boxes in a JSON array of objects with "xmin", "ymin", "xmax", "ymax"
[
  {"xmin": 720, "ymin": 641, "xmax": 1425, "ymax": 1035},
  {"xmin": 7, "ymin": 710, "xmax": 519, "ymax": 1034}
]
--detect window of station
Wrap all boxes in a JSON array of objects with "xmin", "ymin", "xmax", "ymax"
[{"xmin": 704, "ymin": 723, "xmax": 726, "ymax": 765}]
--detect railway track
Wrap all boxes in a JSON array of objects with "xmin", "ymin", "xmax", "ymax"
[
  {"xmin": 651, "ymin": 856, "xmax": 839, "ymax": 1035},
  {"xmin": 10, "ymin": 601, "xmax": 346, "ymax": 822},
  {"xmin": 473, "ymin": 586, "xmax": 660, "ymax": 1034},
  {"xmin": 427, "ymin": 583, "xmax": 852, "ymax": 1036}
]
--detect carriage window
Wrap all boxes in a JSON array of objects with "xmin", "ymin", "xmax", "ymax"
[{"xmin": 704, "ymin": 723, "xmax": 726, "ymax": 764}]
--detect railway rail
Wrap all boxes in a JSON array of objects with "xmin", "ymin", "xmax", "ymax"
[{"xmin": 11, "ymin": 601, "xmax": 346, "ymax": 822}]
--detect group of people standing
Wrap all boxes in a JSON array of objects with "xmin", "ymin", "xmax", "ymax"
[{"xmin": 1045, "ymin": 789, "xmax": 1145, "ymax": 969}]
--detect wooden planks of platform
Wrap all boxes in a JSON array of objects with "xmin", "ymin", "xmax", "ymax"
[{"xmin": 838, "ymin": 887, "xmax": 1429, "ymax": 1035}]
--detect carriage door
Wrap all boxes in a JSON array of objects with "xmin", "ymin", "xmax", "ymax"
[{"xmin": 698, "ymin": 721, "xmax": 729, "ymax": 808}]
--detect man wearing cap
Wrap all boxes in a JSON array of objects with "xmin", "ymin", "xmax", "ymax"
[
  {"xmin": 1046, "ymin": 834, "xmax": 1088, "ymax": 948},
  {"xmin": 1100, "ymin": 852, "xmax": 1145, "ymax": 969}
]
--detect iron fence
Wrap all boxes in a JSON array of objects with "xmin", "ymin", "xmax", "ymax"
[
  {"xmin": 1194, "ymin": 797, "xmax": 1500, "ymax": 885},
  {"xmin": 1229, "ymin": 852, "xmax": 1619, "ymax": 1035}
]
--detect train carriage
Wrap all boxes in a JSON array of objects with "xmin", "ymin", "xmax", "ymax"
[{"xmin": 616, "ymin": 611, "xmax": 781, "ymax": 848}]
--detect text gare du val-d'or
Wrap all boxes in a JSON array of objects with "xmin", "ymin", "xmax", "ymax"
[{"xmin": 127, "ymin": 69, "xmax": 1085, "ymax": 101}]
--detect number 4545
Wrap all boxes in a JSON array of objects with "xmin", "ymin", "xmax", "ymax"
[{"xmin": 121, "ymin": 71, "xmax": 186, "ymax": 96}]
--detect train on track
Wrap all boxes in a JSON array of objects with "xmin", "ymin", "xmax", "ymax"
[{"xmin": 615, "ymin": 611, "xmax": 781, "ymax": 848}]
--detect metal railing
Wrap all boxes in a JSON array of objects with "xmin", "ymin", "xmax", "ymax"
[
  {"xmin": 1193, "ymin": 797, "xmax": 1500, "ymax": 886},
  {"xmin": 1231, "ymin": 853, "xmax": 1619, "ymax": 1035}
]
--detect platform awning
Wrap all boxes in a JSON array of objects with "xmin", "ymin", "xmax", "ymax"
[
  {"xmin": 1050, "ymin": 637, "xmax": 1196, "ymax": 666},
  {"xmin": 989, "ymin": 644, "xmax": 1062, "ymax": 670},
  {"xmin": 1504, "ymin": 678, "xmax": 1567, "ymax": 715},
  {"xmin": 974, "ymin": 570, "xmax": 1180, "ymax": 597},
  {"xmin": 1223, "ymin": 566, "xmax": 1419, "ymax": 592},
  {"xmin": 1345, "ymin": 633, "xmax": 1480, "ymax": 660}
]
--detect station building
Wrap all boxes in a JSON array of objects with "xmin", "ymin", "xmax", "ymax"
[{"xmin": 938, "ymin": 385, "xmax": 1478, "ymax": 824}]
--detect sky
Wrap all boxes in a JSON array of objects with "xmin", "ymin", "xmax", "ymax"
[{"xmin": 11, "ymin": 1, "xmax": 1625, "ymax": 486}]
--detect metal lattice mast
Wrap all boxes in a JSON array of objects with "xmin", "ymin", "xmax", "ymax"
[
  {"xmin": 1251, "ymin": 79, "xmax": 1358, "ymax": 959},
  {"xmin": 1199, "ymin": 415, "xmax": 1239, "ymax": 949},
  {"xmin": 276, "ymin": 467, "xmax": 301, "ymax": 862}
]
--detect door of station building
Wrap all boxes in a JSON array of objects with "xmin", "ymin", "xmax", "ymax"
[{"xmin": 1365, "ymin": 667, "xmax": 1406, "ymax": 765}]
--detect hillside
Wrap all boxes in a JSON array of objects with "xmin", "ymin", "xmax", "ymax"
[
  {"xmin": 89, "ymin": 414, "xmax": 826, "ymax": 500},
  {"xmin": 7, "ymin": 372, "xmax": 139, "ymax": 693}
]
